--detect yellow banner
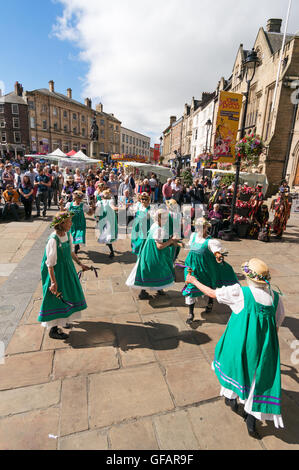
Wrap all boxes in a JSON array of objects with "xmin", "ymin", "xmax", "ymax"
[{"xmin": 213, "ymin": 91, "xmax": 243, "ymax": 163}]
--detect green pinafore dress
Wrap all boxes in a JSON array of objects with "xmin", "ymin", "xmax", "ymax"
[
  {"xmin": 182, "ymin": 235, "xmax": 238, "ymax": 298},
  {"xmin": 213, "ymin": 287, "xmax": 281, "ymax": 416},
  {"xmin": 131, "ymin": 203, "xmax": 152, "ymax": 257},
  {"xmin": 70, "ymin": 202, "xmax": 86, "ymax": 245},
  {"xmin": 127, "ymin": 222, "xmax": 175, "ymax": 290},
  {"xmin": 38, "ymin": 232, "xmax": 87, "ymax": 323}
]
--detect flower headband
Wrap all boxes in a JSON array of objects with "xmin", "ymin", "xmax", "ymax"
[
  {"xmin": 242, "ymin": 262, "xmax": 271, "ymax": 283},
  {"xmin": 50, "ymin": 211, "xmax": 74, "ymax": 228}
]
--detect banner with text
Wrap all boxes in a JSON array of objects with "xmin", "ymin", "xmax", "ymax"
[{"xmin": 213, "ymin": 91, "xmax": 243, "ymax": 163}]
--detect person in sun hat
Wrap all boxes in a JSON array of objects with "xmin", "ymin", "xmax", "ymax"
[
  {"xmin": 64, "ymin": 190, "xmax": 94, "ymax": 254},
  {"xmin": 186, "ymin": 257, "xmax": 285, "ymax": 438},
  {"xmin": 38, "ymin": 211, "xmax": 90, "ymax": 340},
  {"xmin": 126, "ymin": 208, "xmax": 181, "ymax": 299},
  {"xmin": 95, "ymin": 188, "xmax": 118, "ymax": 258},
  {"xmin": 131, "ymin": 192, "xmax": 152, "ymax": 257},
  {"xmin": 183, "ymin": 217, "xmax": 238, "ymax": 325}
]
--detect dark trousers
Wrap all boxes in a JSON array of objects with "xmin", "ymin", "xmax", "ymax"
[
  {"xmin": 3, "ymin": 203, "xmax": 19, "ymax": 221},
  {"xmin": 36, "ymin": 191, "xmax": 48, "ymax": 215},
  {"xmin": 22, "ymin": 198, "xmax": 33, "ymax": 218}
]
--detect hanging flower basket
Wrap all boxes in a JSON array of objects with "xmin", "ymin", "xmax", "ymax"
[{"xmin": 235, "ymin": 134, "xmax": 264, "ymax": 164}]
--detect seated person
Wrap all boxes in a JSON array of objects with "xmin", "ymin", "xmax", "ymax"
[
  {"xmin": 208, "ymin": 203, "xmax": 224, "ymax": 238},
  {"xmin": 2, "ymin": 184, "xmax": 20, "ymax": 221}
]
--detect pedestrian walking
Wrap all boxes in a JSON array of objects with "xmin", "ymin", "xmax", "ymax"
[
  {"xmin": 186, "ymin": 258, "xmax": 285, "ymax": 438},
  {"xmin": 38, "ymin": 211, "xmax": 89, "ymax": 340}
]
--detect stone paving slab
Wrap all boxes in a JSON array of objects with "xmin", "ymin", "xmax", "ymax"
[
  {"xmin": 154, "ymin": 410, "xmax": 199, "ymax": 450},
  {"xmin": 0, "ymin": 381, "xmax": 61, "ymax": 418},
  {"xmin": 0, "ymin": 407, "xmax": 60, "ymax": 450},
  {"xmin": 109, "ymin": 419, "xmax": 159, "ymax": 450},
  {"xmin": 60, "ymin": 376, "xmax": 89, "ymax": 436},
  {"xmin": 59, "ymin": 429, "xmax": 109, "ymax": 450},
  {"xmin": 88, "ymin": 364, "xmax": 174, "ymax": 428},
  {"xmin": 6, "ymin": 324, "xmax": 44, "ymax": 355},
  {"xmin": 0, "ymin": 351, "xmax": 53, "ymax": 391}
]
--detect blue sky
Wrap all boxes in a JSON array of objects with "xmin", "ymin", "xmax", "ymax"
[
  {"xmin": 1, "ymin": 0, "xmax": 87, "ymax": 102},
  {"xmin": 1, "ymin": 0, "xmax": 299, "ymax": 143}
]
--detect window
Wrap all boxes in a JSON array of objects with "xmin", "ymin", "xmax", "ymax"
[
  {"xmin": 73, "ymin": 127, "xmax": 77, "ymax": 135},
  {"xmin": 73, "ymin": 113, "xmax": 77, "ymax": 120},
  {"xmin": 100, "ymin": 143, "xmax": 105, "ymax": 152},
  {"xmin": 100, "ymin": 119, "xmax": 105, "ymax": 126},
  {"xmin": 116, "ymin": 125, "xmax": 119, "ymax": 131},
  {"xmin": 30, "ymin": 117, "xmax": 35, "ymax": 129},
  {"xmin": 63, "ymin": 110, "xmax": 68, "ymax": 119},
  {"xmin": 130, "ymin": 136, "xmax": 132, "ymax": 144},
  {"xmin": 126, "ymin": 135, "xmax": 128, "ymax": 143},
  {"xmin": 0, "ymin": 118, "xmax": 5, "ymax": 128},
  {"xmin": 13, "ymin": 117, "xmax": 20, "ymax": 128},
  {"xmin": 28, "ymin": 101, "xmax": 35, "ymax": 110},
  {"xmin": 14, "ymin": 132, "xmax": 21, "ymax": 143},
  {"xmin": 0, "ymin": 104, "xmax": 4, "ymax": 113},
  {"xmin": 64, "ymin": 125, "xmax": 68, "ymax": 132},
  {"xmin": 12, "ymin": 104, "xmax": 19, "ymax": 114},
  {"xmin": 82, "ymin": 128, "xmax": 85, "ymax": 136},
  {"xmin": 1, "ymin": 132, "xmax": 6, "ymax": 142},
  {"xmin": 263, "ymin": 86, "xmax": 275, "ymax": 141},
  {"xmin": 100, "ymin": 129, "xmax": 105, "ymax": 138},
  {"xmin": 54, "ymin": 122, "xmax": 58, "ymax": 131},
  {"xmin": 133, "ymin": 137, "xmax": 135, "ymax": 145},
  {"xmin": 121, "ymin": 144, "xmax": 125, "ymax": 153},
  {"xmin": 41, "ymin": 104, "xmax": 47, "ymax": 114},
  {"xmin": 82, "ymin": 115, "xmax": 85, "ymax": 122},
  {"xmin": 53, "ymin": 107, "xmax": 58, "ymax": 116},
  {"xmin": 42, "ymin": 120, "xmax": 47, "ymax": 130}
]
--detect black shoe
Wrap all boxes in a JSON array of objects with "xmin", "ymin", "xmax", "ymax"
[
  {"xmin": 225, "ymin": 397, "xmax": 238, "ymax": 413},
  {"xmin": 139, "ymin": 290, "xmax": 150, "ymax": 300},
  {"xmin": 43, "ymin": 212, "xmax": 47, "ymax": 217},
  {"xmin": 49, "ymin": 326, "xmax": 69, "ymax": 340},
  {"xmin": 186, "ymin": 315, "xmax": 194, "ymax": 325},
  {"xmin": 109, "ymin": 252, "xmax": 115, "ymax": 258},
  {"xmin": 157, "ymin": 290, "xmax": 166, "ymax": 296},
  {"xmin": 74, "ymin": 245, "xmax": 80, "ymax": 254},
  {"xmin": 64, "ymin": 323, "xmax": 72, "ymax": 330},
  {"xmin": 244, "ymin": 414, "xmax": 260, "ymax": 439}
]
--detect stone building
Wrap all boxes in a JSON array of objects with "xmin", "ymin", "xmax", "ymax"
[
  {"xmin": 25, "ymin": 81, "xmax": 95, "ymax": 154},
  {"xmin": 0, "ymin": 82, "xmax": 29, "ymax": 157},
  {"xmin": 229, "ymin": 18, "xmax": 299, "ymax": 193},
  {"xmin": 161, "ymin": 116, "xmax": 177, "ymax": 163},
  {"xmin": 120, "ymin": 127, "xmax": 151, "ymax": 160},
  {"xmin": 95, "ymin": 103, "xmax": 121, "ymax": 156}
]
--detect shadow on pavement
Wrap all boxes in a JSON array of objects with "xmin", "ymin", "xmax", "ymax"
[{"xmin": 65, "ymin": 320, "xmax": 211, "ymax": 352}]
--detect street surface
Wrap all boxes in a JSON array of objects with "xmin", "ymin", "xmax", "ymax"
[{"xmin": 0, "ymin": 210, "xmax": 298, "ymax": 450}]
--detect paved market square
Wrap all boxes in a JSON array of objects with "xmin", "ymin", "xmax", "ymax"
[{"xmin": 0, "ymin": 209, "xmax": 298, "ymax": 451}]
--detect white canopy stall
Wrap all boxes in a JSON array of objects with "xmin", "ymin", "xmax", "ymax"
[{"xmin": 120, "ymin": 162, "xmax": 173, "ymax": 183}]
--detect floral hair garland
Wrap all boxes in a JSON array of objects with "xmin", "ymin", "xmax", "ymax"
[
  {"xmin": 50, "ymin": 211, "xmax": 74, "ymax": 228},
  {"xmin": 242, "ymin": 262, "xmax": 271, "ymax": 282}
]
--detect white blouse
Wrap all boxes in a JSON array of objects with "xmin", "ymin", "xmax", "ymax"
[
  {"xmin": 65, "ymin": 202, "xmax": 90, "ymax": 213},
  {"xmin": 46, "ymin": 232, "xmax": 74, "ymax": 268},
  {"xmin": 190, "ymin": 234, "xmax": 222, "ymax": 254},
  {"xmin": 216, "ymin": 281, "xmax": 285, "ymax": 327}
]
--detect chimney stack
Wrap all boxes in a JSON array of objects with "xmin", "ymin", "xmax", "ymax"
[
  {"xmin": 96, "ymin": 103, "xmax": 103, "ymax": 113},
  {"xmin": 67, "ymin": 88, "xmax": 72, "ymax": 99},
  {"xmin": 49, "ymin": 80, "xmax": 55, "ymax": 93},
  {"xmin": 14, "ymin": 81, "xmax": 23, "ymax": 97},
  {"xmin": 85, "ymin": 98, "xmax": 92, "ymax": 108},
  {"xmin": 266, "ymin": 18, "xmax": 282, "ymax": 33},
  {"xmin": 170, "ymin": 116, "xmax": 177, "ymax": 125}
]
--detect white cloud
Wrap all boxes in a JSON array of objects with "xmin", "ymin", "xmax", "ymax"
[{"xmin": 53, "ymin": 0, "xmax": 299, "ymax": 143}]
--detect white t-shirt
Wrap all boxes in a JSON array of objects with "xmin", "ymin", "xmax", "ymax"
[
  {"xmin": 216, "ymin": 281, "xmax": 285, "ymax": 327},
  {"xmin": 46, "ymin": 233, "xmax": 74, "ymax": 267}
]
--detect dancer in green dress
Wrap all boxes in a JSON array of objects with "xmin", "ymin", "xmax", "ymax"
[
  {"xmin": 186, "ymin": 258, "xmax": 285, "ymax": 438},
  {"xmin": 183, "ymin": 218, "xmax": 238, "ymax": 324},
  {"xmin": 65, "ymin": 190, "xmax": 93, "ymax": 254},
  {"xmin": 131, "ymin": 192, "xmax": 152, "ymax": 257},
  {"xmin": 95, "ymin": 189, "xmax": 118, "ymax": 258},
  {"xmin": 38, "ymin": 211, "xmax": 90, "ymax": 340},
  {"xmin": 126, "ymin": 209, "xmax": 181, "ymax": 299}
]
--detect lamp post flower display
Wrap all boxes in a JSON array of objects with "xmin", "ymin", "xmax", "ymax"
[{"xmin": 235, "ymin": 134, "xmax": 265, "ymax": 167}]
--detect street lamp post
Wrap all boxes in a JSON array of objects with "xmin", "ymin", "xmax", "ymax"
[
  {"xmin": 203, "ymin": 119, "xmax": 212, "ymax": 179},
  {"xmin": 159, "ymin": 136, "xmax": 163, "ymax": 165},
  {"xmin": 228, "ymin": 48, "xmax": 259, "ymax": 237}
]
